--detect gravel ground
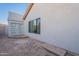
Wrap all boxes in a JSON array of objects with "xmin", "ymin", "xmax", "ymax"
[{"xmin": 0, "ymin": 36, "xmax": 56, "ymax": 56}]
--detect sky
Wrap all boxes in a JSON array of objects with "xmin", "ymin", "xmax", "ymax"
[{"xmin": 0, "ymin": 3, "xmax": 29, "ymax": 24}]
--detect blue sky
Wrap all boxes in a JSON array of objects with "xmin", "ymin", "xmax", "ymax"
[{"xmin": 0, "ymin": 3, "xmax": 29, "ymax": 24}]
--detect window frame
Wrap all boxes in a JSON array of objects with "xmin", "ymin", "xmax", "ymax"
[{"xmin": 28, "ymin": 18, "xmax": 40, "ymax": 34}]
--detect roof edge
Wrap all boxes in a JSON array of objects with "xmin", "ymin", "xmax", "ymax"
[{"xmin": 22, "ymin": 3, "xmax": 34, "ymax": 20}]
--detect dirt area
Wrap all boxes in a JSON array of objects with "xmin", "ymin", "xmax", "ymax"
[{"xmin": 0, "ymin": 36, "xmax": 56, "ymax": 56}]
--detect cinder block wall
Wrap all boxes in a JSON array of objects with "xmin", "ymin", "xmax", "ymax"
[{"xmin": 0, "ymin": 24, "xmax": 8, "ymax": 37}]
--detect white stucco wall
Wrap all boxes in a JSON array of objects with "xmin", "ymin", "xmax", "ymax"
[{"xmin": 24, "ymin": 3, "xmax": 79, "ymax": 53}]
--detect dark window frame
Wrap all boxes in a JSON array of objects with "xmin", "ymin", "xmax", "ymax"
[{"xmin": 28, "ymin": 18, "xmax": 40, "ymax": 34}]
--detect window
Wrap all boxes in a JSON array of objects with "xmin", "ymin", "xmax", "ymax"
[
  {"xmin": 10, "ymin": 24, "xmax": 16, "ymax": 34},
  {"xmin": 28, "ymin": 18, "xmax": 40, "ymax": 34},
  {"xmin": 36, "ymin": 18, "xmax": 40, "ymax": 34}
]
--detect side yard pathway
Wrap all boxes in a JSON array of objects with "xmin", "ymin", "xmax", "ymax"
[
  {"xmin": 0, "ymin": 36, "xmax": 78, "ymax": 56},
  {"xmin": 0, "ymin": 37, "xmax": 56, "ymax": 56}
]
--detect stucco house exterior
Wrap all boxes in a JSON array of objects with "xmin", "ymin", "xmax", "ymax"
[
  {"xmin": 8, "ymin": 3, "xmax": 79, "ymax": 54},
  {"xmin": 22, "ymin": 3, "xmax": 79, "ymax": 54},
  {"xmin": 8, "ymin": 12, "xmax": 24, "ymax": 37}
]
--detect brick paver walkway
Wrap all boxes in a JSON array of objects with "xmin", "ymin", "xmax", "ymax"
[{"xmin": 0, "ymin": 36, "xmax": 78, "ymax": 56}]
